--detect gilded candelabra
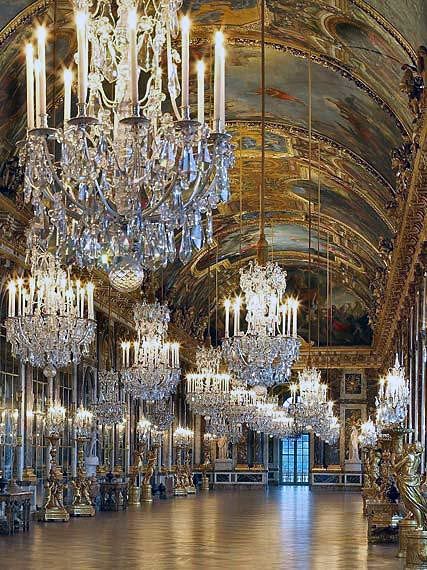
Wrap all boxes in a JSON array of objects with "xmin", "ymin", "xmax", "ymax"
[
  {"xmin": 173, "ymin": 445, "xmax": 187, "ymax": 497},
  {"xmin": 141, "ymin": 445, "xmax": 158, "ymax": 503},
  {"xmin": 184, "ymin": 448, "xmax": 196, "ymax": 495},
  {"xmin": 39, "ymin": 433, "xmax": 69, "ymax": 522},
  {"xmin": 200, "ymin": 438, "xmax": 213, "ymax": 492},
  {"xmin": 128, "ymin": 444, "xmax": 144, "ymax": 505},
  {"xmin": 68, "ymin": 436, "xmax": 95, "ymax": 517},
  {"xmin": 394, "ymin": 442, "xmax": 427, "ymax": 563}
]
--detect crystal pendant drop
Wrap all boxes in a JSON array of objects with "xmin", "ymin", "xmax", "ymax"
[{"xmin": 179, "ymin": 224, "xmax": 192, "ymax": 264}]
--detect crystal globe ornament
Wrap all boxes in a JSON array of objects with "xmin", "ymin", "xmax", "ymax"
[{"xmin": 108, "ymin": 256, "xmax": 144, "ymax": 293}]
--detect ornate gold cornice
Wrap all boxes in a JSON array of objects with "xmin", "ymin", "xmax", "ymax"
[
  {"xmin": 295, "ymin": 346, "xmax": 376, "ymax": 369},
  {"xmin": 373, "ymin": 114, "xmax": 427, "ymax": 363},
  {"xmin": 0, "ymin": 0, "xmax": 51, "ymax": 46}
]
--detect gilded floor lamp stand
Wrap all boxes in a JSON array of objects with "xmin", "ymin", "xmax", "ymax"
[
  {"xmin": 201, "ymin": 474, "xmax": 210, "ymax": 492},
  {"xmin": 141, "ymin": 483, "xmax": 152, "ymax": 503},
  {"xmin": 39, "ymin": 434, "xmax": 70, "ymax": 522},
  {"xmin": 68, "ymin": 437, "xmax": 95, "ymax": 517},
  {"xmin": 128, "ymin": 485, "xmax": 141, "ymax": 505},
  {"xmin": 141, "ymin": 445, "xmax": 157, "ymax": 503},
  {"xmin": 406, "ymin": 529, "xmax": 427, "ymax": 568},
  {"xmin": 174, "ymin": 446, "xmax": 187, "ymax": 497},
  {"xmin": 128, "ymin": 446, "xmax": 144, "ymax": 506},
  {"xmin": 397, "ymin": 518, "xmax": 418, "ymax": 558}
]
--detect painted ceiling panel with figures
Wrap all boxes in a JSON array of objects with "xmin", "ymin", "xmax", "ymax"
[{"xmin": 0, "ymin": 0, "xmax": 424, "ymax": 347}]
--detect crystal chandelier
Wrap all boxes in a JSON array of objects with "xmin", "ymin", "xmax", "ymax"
[
  {"xmin": 205, "ymin": 415, "xmax": 243, "ymax": 444},
  {"xmin": 221, "ymin": 262, "xmax": 301, "ymax": 387},
  {"xmin": 92, "ymin": 369, "xmax": 127, "ymax": 425},
  {"xmin": 22, "ymin": 3, "xmax": 233, "ymax": 291},
  {"xmin": 6, "ymin": 247, "xmax": 96, "ymax": 379},
  {"xmin": 173, "ymin": 426, "xmax": 193, "ymax": 447},
  {"xmin": 288, "ymin": 368, "xmax": 328, "ymax": 431},
  {"xmin": 121, "ymin": 301, "xmax": 180, "ymax": 400},
  {"xmin": 45, "ymin": 402, "xmax": 66, "ymax": 436},
  {"xmin": 376, "ymin": 355, "xmax": 409, "ymax": 427},
  {"xmin": 186, "ymin": 345, "xmax": 231, "ymax": 417},
  {"xmin": 0, "ymin": 408, "xmax": 19, "ymax": 446},
  {"xmin": 146, "ymin": 398, "xmax": 175, "ymax": 431},
  {"xmin": 315, "ymin": 401, "xmax": 340, "ymax": 445},
  {"xmin": 136, "ymin": 417, "xmax": 151, "ymax": 443},
  {"xmin": 269, "ymin": 409, "xmax": 302, "ymax": 439},
  {"xmin": 358, "ymin": 417, "xmax": 378, "ymax": 448},
  {"xmin": 74, "ymin": 405, "xmax": 94, "ymax": 438},
  {"xmin": 248, "ymin": 395, "xmax": 278, "ymax": 433}
]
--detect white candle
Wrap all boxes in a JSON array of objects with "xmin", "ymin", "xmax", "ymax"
[
  {"xmin": 76, "ymin": 11, "xmax": 88, "ymax": 107},
  {"xmin": 233, "ymin": 298, "xmax": 240, "ymax": 336},
  {"xmin": 128, "ymin": 7, "xmax": 138, "ymax": 107},
  {"xmin": 34, "ymin": 59, "xmax": 41, "ymax": 127},
  {"xmin": 197, "ymin": 60, "xmax": 204, "ymax": 124},
  {"xmin": 25, "ymin": 44, "xmax": 35, "ymax": 130},
  {"xmin": 281, "ymin": 304, "xmax": 287, "ymax": 336},
  {"xmin": 17, "ymin": 278, "xmax": 23, "ymax": 316},
  {"xmin": 63, "ymin": 68, "xmax": 73, "ymax": 123},
  {"xmin": 86, "ymin": 282, "xmax": 94, "ymax": 319},
  {"xmin": 37, "ymin": 27, "xmax": 47, "ymax": 121},
  {"xmin": 80, "ymin": 287, "xmax": 85, "ymax": 317},
  {"xmin": 292, "ymin": 300, "xmax": 298, "ymax": 337},
  {"xmin": 121, "ymin": 342, "xmax": 126, "ymax": 367},
  {"xmin": 224, "ymin": 299, "xmax": 231, "ymax": 338},
  {"xmin": 9, "ymin": 282, "xmax": 16, "ymax": 317},
  {"xmin": 286, "ymin": 301, "xmax": 291, "ymax": 336},
  {"xmin": 213, "ymin": 31, "xmax": 224, "ymax": 131},
  {"xmin": 181, "ymin": 16, "xmax": 190, "ymax": 116}
]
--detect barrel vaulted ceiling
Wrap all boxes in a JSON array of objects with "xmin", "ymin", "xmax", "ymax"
[{"xmin": 0, "ymin": 0, "xmax": 425, "ymax": 346}]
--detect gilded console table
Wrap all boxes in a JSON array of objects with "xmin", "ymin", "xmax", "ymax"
[
  {"xmin": 100, "ymin": 482, "xmax": 128, "ymax": 512},
  {"xmin": 0, "ymin": 491, "xmax": 32, "ymax": 535}
]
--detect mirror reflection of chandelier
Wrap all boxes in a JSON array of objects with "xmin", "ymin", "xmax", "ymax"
[
  {"xmin": 186, "ymin": 346, "xmax": 231, "ymax": 417},
  {"xmin": 121, "ymin": 301, "xmax": 180, "ymax": 400},
  {"xmin": 22, "ymin": 1, "xmax": 233, "ymax": 291},
  {"xmin": 5, "ymin": 247, "xmax": 96, "ymax": 379},
  {"xmin": 376, "ymin": 354, "xmax": 409, "ymax": 428},
  {"xmin": 358, "ymin": 417, "xmax": 378, "ymax": 447},
  {"xmin": 146, "ymin": 398, "xmax": 175, "ymax": 432},
  {"xmin": 221, "ymin": 262, "xmax": 301, "ymax": 387},
  {"xmin": 91, "ymin": 369, "xmax": 127, "ymax": 426}
]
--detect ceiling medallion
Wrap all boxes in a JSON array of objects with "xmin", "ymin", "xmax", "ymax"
[{"xmin": 22, "ymin": 1, "xmax": 233, "ymax": 292}]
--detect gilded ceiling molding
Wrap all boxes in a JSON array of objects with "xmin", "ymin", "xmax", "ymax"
[
  {"xmin": 182, "ymin": 242, "xmax": 373, "ymax": 307},
  {"xmin": 0, "ymin": 0, "xmax": 51, "ymax": 46},
  {"xmin": 373, "ymin": 116, "xmax": 427, "ymax": 363},
  {"xmin": 229, "ymin": 119, "xmax": 395, "ymax": 194},
  {"xmin": 295, "ymin": 346, "xmax": 377, "ymax": 369},
  {"xmin": 211, "ymin": 211, "xmax": 381, "ymax": 273}
]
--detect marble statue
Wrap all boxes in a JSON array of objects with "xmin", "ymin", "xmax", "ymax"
[
  {"xmin": 85, "ymin": 428, "xmax": 100, "ymax": 477},
  {"xmin": 349, "ymin": 425, "xmax": 360, "ymax": 463},
  {"xmin": 217, "ymin": 436, "xmax": 228, "ymax": 460}
]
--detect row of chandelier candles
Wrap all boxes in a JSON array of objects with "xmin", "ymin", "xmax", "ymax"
[
  {"xmin": 5, "ymin": 271, "xmax": 408, "ymax": 441},
  {"xmin": 25, "ymin": 15, "xmax": 226, "ymax": 130}
]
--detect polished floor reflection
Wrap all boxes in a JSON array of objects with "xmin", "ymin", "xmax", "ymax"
[{"xmin": 0, "ymin": 487, "xmax": 401, "ymax": 569}]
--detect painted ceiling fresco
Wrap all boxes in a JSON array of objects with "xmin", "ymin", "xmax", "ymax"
[
  {"xmin": 364, "ymin": 0, "xmax": 427, "ymax": 48},
  {"xmin": 0, "ymin": 0, "xmax": 424, "ymax": 347}
]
